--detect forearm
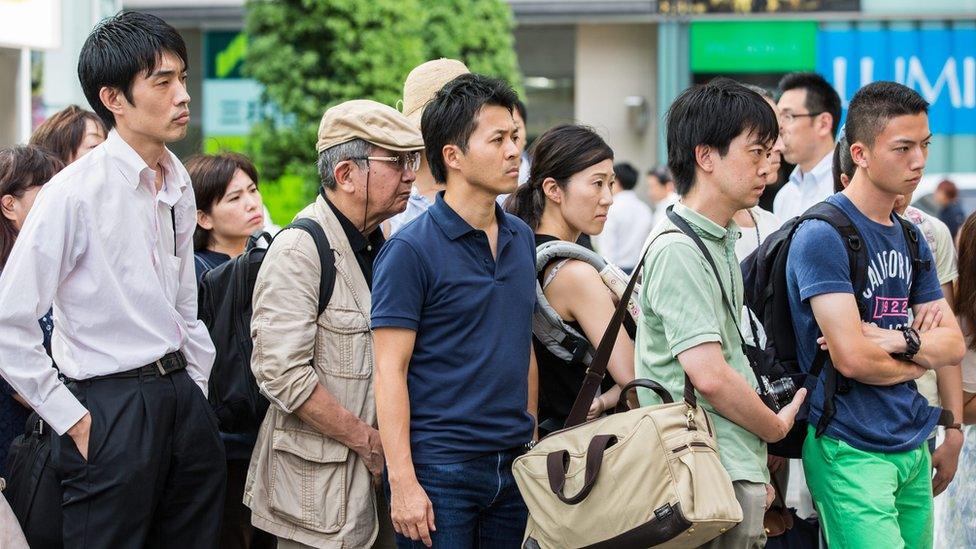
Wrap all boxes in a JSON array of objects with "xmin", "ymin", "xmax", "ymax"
[
  {"xmin": 295, "ymin": 383, "xmax": 372, "ymax": 452},
  {"xmin": 915, "ymin": 328, "xmax": 966, "ymax": 370},
  {"xmin": 936, "ymin": 364, "xmax": 964, "ymax": 424},
  {"xmin": 846, "ymin": 351, "xmax": 926, "ymax": 386},
  {"xmin": 695, "ymin": 369, "xmax": 784, "ymax": 443},
  {"xmin": 376, "ymin": 365, "xmax": 417, "ymax": 486},
  {"xmin": 963, "ymin": 392, "xmax": 976, "ymax": 425}
]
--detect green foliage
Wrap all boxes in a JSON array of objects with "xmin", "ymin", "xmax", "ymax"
[
  {"xmin": 243, "ymin": 0, "xmax": 522, "ymax": 220},
  {"xmin": 419, "ymin": 0, "xmax": 523, "ymax": 96}
]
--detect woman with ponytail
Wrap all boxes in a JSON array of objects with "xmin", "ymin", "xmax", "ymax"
[{"xmin": 504, "ymin": 124, "xmax": 635, "ymax": 435}]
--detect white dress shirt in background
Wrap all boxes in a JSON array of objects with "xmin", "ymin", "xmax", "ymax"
[
  {"xmin": 595, "ymin": 190, "xmax": 654, "ymax": 270},
  {"xmin": 734, "ymin": 206, "xmax": 782, "ymax": 262},
  {"xmin": 651, "ymin": 191, "xmax": 680, "ymax": 229},
  {"xmin": 0, "ymin": 130, "xmax": 216, "ymax": 435},
  {"xmin": 772, "ymin": 152, "xmax": 835, "ymax": 220}
]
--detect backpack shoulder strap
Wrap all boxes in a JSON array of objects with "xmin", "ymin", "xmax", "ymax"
[
  {"xmin": 895, "ymin": 214, "xmax": 932, "ymax": 291},
  {"xmin": 284, "ymin": 217, "xmax": 335, "ymax": 316},
  {"xmin": 797, "ymin": 201, "xmax": 869, "ymax": 313}
]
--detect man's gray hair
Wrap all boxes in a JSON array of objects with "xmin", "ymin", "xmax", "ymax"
[{"xmin": 317, "ymin": 138, "xmax": 372, "ymax": 190}]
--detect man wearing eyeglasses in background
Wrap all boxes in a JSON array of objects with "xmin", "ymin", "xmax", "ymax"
[
  {"xmin": 244, "ymin": 99, "xmax": 423, "ymax": 549},
  {"xmin": 773, "ymin": 72, "xmax": 843, "ymax": 220}
]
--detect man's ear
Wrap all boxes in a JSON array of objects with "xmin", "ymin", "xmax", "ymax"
[
  {"xmin": 850, "ymin": 141, "xmax": 869, "ymax": 169},
  {"xmin": 442, "ymin": 144, "xmax": 463, "ymax": 174},
  {"xmin": 196, "ymin": 209, "xmax": 213, "ymax": 231},
  {"xmin": 1, "ymin": 195, "xmax": 17, "ymax": 223},
  {"xmin": 816, "ymin": 113, "xmax": 834, "ymax": 138},
  {"xmin": 332, "ymin": 160, "xmax": 359, "ymax": 193},
  {"xmin": 98, "ymin": 86, "xmax": 127, "ymax": 121},
  {"xmin": 694, "ymin": 144, "xmax": 714, "ymax": 175}
]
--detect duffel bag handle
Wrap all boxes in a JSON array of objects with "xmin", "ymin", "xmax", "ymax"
[
  {"xmin": 613, "ymin": 379, "xmax": 673, "ymax": 414},
  {"xmin": 546, "ymin": 434, "xmax": 618, "ymax": 505}
]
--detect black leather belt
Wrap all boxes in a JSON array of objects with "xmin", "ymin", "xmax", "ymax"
[{"xmin": 75, "ymin": 351, "xmax": 187, "ymax": 382}]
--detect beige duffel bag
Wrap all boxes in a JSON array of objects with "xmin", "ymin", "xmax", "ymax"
[{"xmin": 513, "ymin": 238, "xmax": 742, "ymax": 548}]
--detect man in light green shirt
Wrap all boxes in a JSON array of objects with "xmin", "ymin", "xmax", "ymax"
[{"xmin": 635, "ymin": 78, "xmax": 807, "ymax": 549}]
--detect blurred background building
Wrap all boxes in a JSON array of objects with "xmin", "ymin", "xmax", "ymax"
[{"xmin": 3, "ymin": 0, "xmax": 976, "ymax": 220}]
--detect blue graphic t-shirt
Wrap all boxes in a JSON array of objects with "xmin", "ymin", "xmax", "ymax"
[{"xmin": 786, "ymin": 193, "xmax": 944, "ymax": 453}]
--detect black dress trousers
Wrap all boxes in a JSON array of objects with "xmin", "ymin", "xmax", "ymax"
[{"xmin": 53, "ymin": 368, "xmax": 226, "ymax": 548}]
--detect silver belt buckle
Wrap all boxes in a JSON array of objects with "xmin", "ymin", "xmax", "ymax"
[{"xmin": 155, "ymin": 359, "xmax": 167, "ymax": 375}]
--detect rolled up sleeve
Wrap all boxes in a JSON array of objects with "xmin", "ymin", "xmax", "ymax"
[{"xmin": 250, "ymin": 230, "xmax": 321, "ymax": 414}]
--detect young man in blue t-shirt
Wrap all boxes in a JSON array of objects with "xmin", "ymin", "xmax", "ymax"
[
  {"xmin": 787, "ymin": 81, "xmax": 965, "ymax": 548},
  {"xmin": 371, "ymin": 74, "xmax": 537, "ymax": 548}
]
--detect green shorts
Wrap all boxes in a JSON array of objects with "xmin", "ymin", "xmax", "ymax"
[{"xmin": 801, "ymin": 425, "xmax": 932, "ymax": 549}]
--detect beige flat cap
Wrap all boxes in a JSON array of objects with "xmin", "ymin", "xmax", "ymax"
[
  {"xmin": 316, "ymin": 99, "xmax": 423, "ymax": 153},
  {"xmin": 402, "ymin": 58, "xmax": 470, "ymax": 129}
]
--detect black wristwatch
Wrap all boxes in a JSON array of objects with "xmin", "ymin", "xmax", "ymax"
[{"xmin": 899, "ymin": 326, "xmax": 921, "ymax": 361}]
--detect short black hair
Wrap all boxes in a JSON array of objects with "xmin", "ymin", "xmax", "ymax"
[
  {"xmin": 78, "ymin": 11, "xmax": 188, "ymax": 129},
  {"xmin": 421, "ymin": 73, "xmax": 518, "ymax": 184},
  {"xmin": 613, "ymin": 162, "xmax": 638, "ymax": 190},
  {"xmin": 845, "ymin": 81, "xmax": 929, "ymax": 148},
  {"xmin": 514, "ymin": 99, "xmax": 527, "ymax": 124},
  {"xmin": 666, "ymin": 77, "xmax": 778, "ymax": 196},
  {"xmin": 778, "ymin": 72, "xmax": 842, "ymax": 138},
  {"xmin": 647, "ymin": 165, "xmax": 672, "ymax": 184}
]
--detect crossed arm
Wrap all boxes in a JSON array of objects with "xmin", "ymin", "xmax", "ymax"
[{"xmin": 811, "ymin": 293, "xmax": 965, "ymax": 385}]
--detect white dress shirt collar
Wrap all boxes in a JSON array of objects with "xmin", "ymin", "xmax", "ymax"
[
  {"xmin": 788, "ymin": 151, "xmax": 833, "ymax": 189},
  {"xmin": 103, "ymin": 129, "xmax": 188, "ymax": 205}
]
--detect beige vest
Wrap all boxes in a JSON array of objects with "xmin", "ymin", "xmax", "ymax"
[{"xmin": 245, "ymin": 197, "xmax": 377, "ymax": 548}]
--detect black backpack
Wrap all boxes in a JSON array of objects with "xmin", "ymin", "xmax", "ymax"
[
  {"xmin": 198, "ymin": 217, "xmax": 334, "ymax": 434},
  {"xmin": 739, "ymin": 201, "xmax": 928, "ymax": 457},
  {"xmin": 4, "ymin": 414, "xmax": 62, "ymax": 549}
]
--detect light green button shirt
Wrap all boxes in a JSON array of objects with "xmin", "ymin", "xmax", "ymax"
[{"xmin": 635, "ymin": 202, "xmax": 768, "ymax": 484}]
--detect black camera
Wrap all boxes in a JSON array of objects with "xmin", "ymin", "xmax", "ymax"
[{"xmin": 757, "ymin": 375, "xmax": 798, "ymax": 412}]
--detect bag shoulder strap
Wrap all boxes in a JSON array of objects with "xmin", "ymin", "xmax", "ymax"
[
  {"xmin": 563, "ymin": 228, "xmax": 689, "ymax": 428},
  {"xmin": 284, "ymin": 217, "xmax": 335, "ymax": 316},
  {"xmin": 665, "ymin": 208, "xmax": 752, "ymax": 358}
]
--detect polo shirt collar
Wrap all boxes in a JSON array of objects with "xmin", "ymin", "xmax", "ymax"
[
  {"xmin": 429, "ymin": 191, "xmax": 512, "ymax": 241},
  {"xmin": 789, "ymin": 150, "xmax": 833, "ymax": 187},
  {"xmin": 672, "ymin": 201, "xmax": 739, "ymax": 242}
]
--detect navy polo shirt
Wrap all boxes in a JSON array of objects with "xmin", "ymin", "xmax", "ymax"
[{"xmin": 371, "ymin": 192, "xmax": 537, "ymax": 464}]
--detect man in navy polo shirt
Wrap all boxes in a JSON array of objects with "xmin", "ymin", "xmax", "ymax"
[{"xmin": 371, "ymin": 73, "xmax": 537, "ymax": 548}]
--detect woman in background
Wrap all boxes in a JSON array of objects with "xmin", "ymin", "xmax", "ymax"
[
  {"xmin": 0, "ymin": 146, "xmax": 64, "ymax": 476},
  {"xmin": 938, "ymin": 212, "xmax": 976, "ymax": 548},
  {"xmin": 505, "ymin": 124, "xmax": 635, "ymax": 435},
  {"xmin": 187, "ymin": 152, "xmax": 272, "ymax": 549},
  {"xmin": 28, "ymin": 105, "xmax": 106, "ymax": 165}
]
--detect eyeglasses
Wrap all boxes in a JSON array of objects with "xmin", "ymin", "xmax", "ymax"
[
  {"xmin": 780, "ymin": 111, "xmax": 824, "ymax": 124},
  {"xmin": 351, "ymin": 151, "xmax": 421, "ymax": 173}
]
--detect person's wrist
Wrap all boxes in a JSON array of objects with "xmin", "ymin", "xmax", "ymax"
[
  {"xmin": 67, "ymin": 412, "xmax": 90, "ymax": 437},
  {"xmin": 944, "ymin": 425, "xmax": 964, "ymax": 444}
]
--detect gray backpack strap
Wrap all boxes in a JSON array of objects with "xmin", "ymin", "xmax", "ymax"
[{"xmin": 533, "ymin": 241, "xmax": 609, "ymax": 367}]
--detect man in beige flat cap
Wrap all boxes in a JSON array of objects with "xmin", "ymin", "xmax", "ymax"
[
  {"xmin": 244, "ymin": 99, "xmax": 423, "ymax": 549},
  {"xmin": 385, "ymin": 58, "xmax": 469, "ymax": 235}
]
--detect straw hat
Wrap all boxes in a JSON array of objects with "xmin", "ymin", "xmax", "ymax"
[{"xmin": 401, "ymin": 58, "xmax": 470, "ymax": 129}]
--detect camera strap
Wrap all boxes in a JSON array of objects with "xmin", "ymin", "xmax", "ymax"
[{"xmin": 666, "ymin": 208, "xmax": 758, "ymax": 371}]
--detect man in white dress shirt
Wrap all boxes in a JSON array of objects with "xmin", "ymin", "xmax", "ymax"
[
  {"xmin": 595, "ymin": 162, "xmax": 653, "ymax": 272},
  {"xmin": 773, "ymin": 72, "xmax": 842, "ymax": 220},
  {"xmin": 0, "ymin": 12, "xmax": 224, "ymax": 547},
  {"xmin": 646, "ymin": 165, "xmax": 678, "ymax": 227}
]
